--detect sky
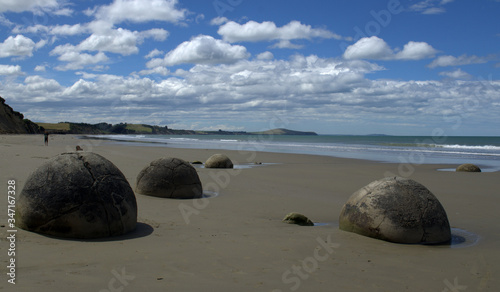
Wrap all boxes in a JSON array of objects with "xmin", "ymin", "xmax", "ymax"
[{"xmin": 0, "ymin": 0, "xmax": 499, "ymax": 135}]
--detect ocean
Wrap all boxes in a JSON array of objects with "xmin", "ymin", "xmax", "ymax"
[{"xmin": 85, "ymin": 134, "xmax": 500, "ymax": 172}]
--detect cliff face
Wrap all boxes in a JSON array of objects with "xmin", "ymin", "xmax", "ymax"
[{"xmin": 0, "ymin": 97, "xmax": 41, "ymax": 134}]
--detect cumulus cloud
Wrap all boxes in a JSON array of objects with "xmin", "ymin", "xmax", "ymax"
[
  {"xmin": 2, "ymin": 54, "xmax": 499, "ymax": 134},
  {"xmin": 0, "ymin": 64, "xmax": 24, "ymax": 75},
  {"xmin": 50, "ymin": 44, "xmax": 109, "ymax": 71},
  {"xmin": 147, "ymin": 35, "xmax": 250, "ymax": 67},
  {"xmin": 210, "ymin": 17, "xmax": 229, "ymax": 26},
  {"xmin": 428, "ymin": 54, "xmax": 493, "ymax": 68},
  {"xmin": 410, "ymin": 0, "xmax": 455, "ymax": 14},
  {"xmin": 93, "ymin": 0, "xmax": 187, "ymax": 25},
  {"xmin": 439, "ymin": 69, "xmax": 473, "ymax": 80},
  {"xmin": 145, "ymin": 49, "xmax": 164, "ymax": 59},
  {"xmin": 217, "ymin": 20, "xmax": 344, "ymax": 48},
  {"xmin": 49, "ymin": 24, "xmax": 87, "ymax": 35},
  {"xmin": 0, "ymin": 35, "xmax": 36, "ymax": 58},
  {"xmin": 34, "ymin": 65, "xmax": 46, "ymax": 71},
  {"xmin": 0, "ymin": 0, "xmax": 61, "ymax": 13},
  {"xmin": 256, "ymin": 51, "xmax": 274, "ymax": 60},
  {"xmin": 343, "ymin": 37, "xmax": 393, "ymax": 60},
  {"xmin": 343, "ymin": 36, "xmax": 438, "ymax": 61}
]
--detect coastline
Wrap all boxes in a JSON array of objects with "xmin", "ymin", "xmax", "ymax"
[{"xmin": 0, "ymin": 134, "xmax": 498, "ymax": 291}]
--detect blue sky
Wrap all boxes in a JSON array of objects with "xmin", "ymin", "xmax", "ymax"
[{"xmin": 0, "ymin": 0, "xmax": 499, "ymax": 135}]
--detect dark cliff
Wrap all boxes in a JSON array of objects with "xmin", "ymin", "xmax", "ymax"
[{"xmin": 0, "ymin": 97, "xmax": 42, "ymax": 134}]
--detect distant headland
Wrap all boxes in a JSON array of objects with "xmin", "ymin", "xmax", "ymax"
[{"xmin": 37, "ymin": 122, "xmax": 318, "ymax": 136}]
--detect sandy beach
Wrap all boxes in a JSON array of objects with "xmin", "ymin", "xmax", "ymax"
[{"xmin": 1, "ymin": 134, "xmax": 498, "ymax": 291}]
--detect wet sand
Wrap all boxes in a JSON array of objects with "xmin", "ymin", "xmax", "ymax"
[{"xmin": 0, "ymin": 134, "xmax": 498, "ymax": 291}]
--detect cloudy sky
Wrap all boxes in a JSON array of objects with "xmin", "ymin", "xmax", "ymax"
[{"xmin": 0, "ymin": 0, "xmax": 499, "ymax": 135}]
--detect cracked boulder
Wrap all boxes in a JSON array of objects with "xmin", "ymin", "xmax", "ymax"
[
  {"xmin": 339, "ymin": 177, "xmax": 451, "ymax": 244},
  {"xmin": 16, "ymin": 152, "xmax": 137, "ymax": 239},
  {"xmin": 135, "ymin": 157, "xmax": 203, "ymax": 199},
  {"xmin": 205, "ymin": 154, "xmax": 233, "ymax": 169}
]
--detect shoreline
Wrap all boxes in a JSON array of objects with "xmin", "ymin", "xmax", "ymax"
[
  {"xmin": 1, "ymin": 134, "xmax": 498, "ymax": 291},
  {"xmin": 78, "ymin": 133, "xmax": 500, "ymax": 172}
]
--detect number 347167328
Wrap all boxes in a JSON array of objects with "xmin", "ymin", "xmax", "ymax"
[{"xmin": 7, "ymin": 180, "xmax": 16, "ymax": 226}]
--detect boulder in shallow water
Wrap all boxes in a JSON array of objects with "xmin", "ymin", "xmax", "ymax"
[
  {"xmin": 136, "ymin": 157, "xmax": 203, "ymax": 199},
  {"xmin": 283, "ymin": 212, "xmax": 314, "ymax": 226},
  {"xmin": 456, "ymin": 163, "xmax": 481, "ymax": 172},
  {"xmin": 17, "ymin": 152, "xmax": 137, "ymax": 239},
  {"xmin": 339, "ymin": 177, "xmax": 451, "ymax": 244},
  {"xmin": 205, "ymin": 154, "xmax": 233, "ymax": 169}
]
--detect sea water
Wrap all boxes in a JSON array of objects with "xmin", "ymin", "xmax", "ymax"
[{"xmin": 85, "ymin": 134, "xmax": 500, "ymax": 172}]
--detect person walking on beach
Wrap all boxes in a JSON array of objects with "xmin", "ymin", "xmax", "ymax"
[{"xmin": 44, "ymin": 131, "xmax": 49, "ymax": 146}]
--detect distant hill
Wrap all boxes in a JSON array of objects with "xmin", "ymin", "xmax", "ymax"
[
  {"xmin": 251, "ymin": 128, "xmax": 318, "ymax": 136},
  {"xmin": 0, "ymin": 97, "xmax": 42, "ymax": 134},
  {"xmin": 38, "ymin": 122, "xmax": 196, "ymax": 135}
]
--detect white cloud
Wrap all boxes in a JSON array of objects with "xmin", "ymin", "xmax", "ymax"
[
  {"xmin": 218, "ymin": 20, "xmax": 344, "ymax": 47},
  {"xmin": 34, "ymin": 65, "xmax": 46, "ymax": 71},
  {"xmin": 0, "ymin": 0, "xmax": 58, "ymax": 13},
  {"xmin": 0, "ymin": 35, "xmax": 36, "ymax": 58},
  {"xmin": 343, "ymin": 36, "xmax": 437, "ymax": 61},
  {"xmin": 0, "ymin": 0, "xmax": 73, "ymax": 15},
  {"xmin": 410, "ymin": 0, "xmax": 454, "ymax": 14},
  {"xmin": 148, "ymin": 35, "xmax": 250, "ymax": 67},
  {"xmin": 77, "ymin": 28, "xmax": 142, "ymax": 55},
  {"xmin": 2, "ymin": 55, "xmax": 499, "ymax": 134},
  {"xmin": 210, "ymin": 17, "xmax": 229, "ymax": 26},
  {"xmin": 145, "ymin": 49, "xmax": 164, "ymax": 59},
  {"xmin": 138, "ymin": 66, "xmax": 170, "ymax": 76},
  {"xmin": 428, "ymin": 54, "xmax": 493, "ymax": 68},
  {"xmin": 50, "ymin": 24, "xmax": 87, "ymax": 35},
  {"xmin": 50, "ymin": 45, "xmax": 109, "ymax": 71},
  {"xmin": 395, "ymin": 41, "xmax": 438, "ymax": 60},
  {"xmin": 0, "ymin": 64, "xmax": 24, "ymax": 75},
  {"xmin": 24, "ymin": 75, "xmax": 62, "ymax": 95},
  {"xmin": 256, "ymin": 51, "xmax": 274, "ymax": 60},
  {"xmin": 93, "ymin": 0, "xmax": 187, "ymax": 25},
  {"xmin": 439, "ymin": 69, "xmax": 473, "ymax": 80},
  {"xmin": 271, "ymin": 40, "xmax": 304, "ymax": 49},
  {"xmin": 343, "ymin": 37, "xmax": 393, "ymax": 60}
]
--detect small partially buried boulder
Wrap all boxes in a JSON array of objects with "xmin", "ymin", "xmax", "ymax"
[
  {"xmin": 283, "ymin": 212, "xmax": 314, "ymax": 226},
  {"xmin": 339, "ymin": 177, "xmax": 451, "ymax": 244},
  {"xmin": 16, "ymin": 152, "xmax": 137, "ymax": 239},
  {"xmin": 136, "ymin": 157, "xmax": 203, "ymax": 199},
  {"xmin": 205, "ymin": 154, "xmax": 233, "ymax": 169},
  {"xmin": 456, "ymin": 163, "xmax": 481, "ymax": 172}
]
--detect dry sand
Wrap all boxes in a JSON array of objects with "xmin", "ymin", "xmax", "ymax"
[{"xmin": 0, "ymin": 134, "xmax": 498, "ymax": 291}]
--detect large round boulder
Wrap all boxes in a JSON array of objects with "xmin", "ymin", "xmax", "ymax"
[
  {"xmin": 456, "ymin": 163, "xmax": 481, "ymax": 172},
  {"xmin": 136, "ymin": 157, "xmax": 203, "ymax": 199},
  {"xmin": 205, "ymin": 154, "xmax": 233, "ymax": 169},
  {"xmin": 16, "ymin": 152, "xmax": 137, "ymax": 239},
  {"xmin": 339, "ymin": 177, "xmax": 451, "ymax": 244}
]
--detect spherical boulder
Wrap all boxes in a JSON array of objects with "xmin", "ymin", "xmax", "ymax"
[
  {"xmin": 283, "ymin": 212, "xmax": 314, "ymax": 226},
  {"xmin": 456, "ymin": 163, "xmax": 481, "ymax": 172},
  {"xmin": 136, "ymin": 157, "xmax": 203, "ymax": 199},
  {"xmin": 339, "ymin": 177, "xmax": 451, "ymax": 244},
  {"xmin": 16, "ymin": 152, "xmax": 137, "ymax": 239},
  {"xmin": 205, "ymin": 154, "xmax": 233, "ymax": 169}
]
